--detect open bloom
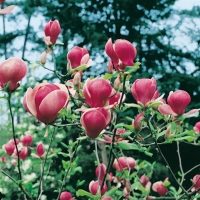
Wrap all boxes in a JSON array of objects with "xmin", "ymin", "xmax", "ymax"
[
  {"xmin": 23, "ymin": 83, "xmax": 68, "ymax": 123},
  {"xmin": 158, "ymin": 90, "xmax": 192, "ymax": 116},
  {"xmin": 105, "ymin": 38, "xmax": 137, "ymax": 71},
  {"xmin": 44, "ymin": 20, "xmax": 61, "ymax": 44},
  {"xmin": 152, "ymin": 180, "xmax": 168, "ymax": 196},
  {"xmin": 0, "ymin": 57, "xmax": 27, "ymax": 90},
  {"xmin": 131, "ymin": 78, "xmax": 158, "ymax": 106},
  {"xmin": 89, "ymin": 180, "xmax": 107, "ymax": 196},
  {"xmin": 80, "ymin": 107, "xmax": 111, "ymax": 138},
  {"xmin": 83, "ymin": 78, "xmax": 112, "ymax": 108},
  {"xmin": 113, "ymin": 157, "xmax": 136, "ymax": 172},
  {"xmin": 67, "ymin": 46, "xmax": 91, "ymax": 70}
]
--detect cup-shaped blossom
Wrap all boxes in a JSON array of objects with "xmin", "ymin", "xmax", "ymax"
[
  {"xmin": 19, "ymin": 147, "xmax": 28, "ymax": 160},
  {"xmin": 83, "ymin": 78, "xmax": 112, "ymax": 107},
  {"xmin": 36, "ymin": 143, "xmax": 45, "ymax": 158},
  {"xmin": 131, "ymin": 78, "xmax": 157, "ymax": 106},
  {"xmin": 89, "ymin": 180, "xmax": 107, "ymax": 196},
  {"xmin": 194, "ymin": 122, "xmax": 200, "ymax": 134},
  {"xmin": 23, "ymin": 83, "xmax": 68, "ymax": 123},
  {"xmin": 133, "ymin": 113, "xmax": 144, "ymax": 132},
  {"xmin": 108, "ymin": 89, "xmax": 125, "ymax": 106},
  {"xmin": 20, "ymin": 135, "xmax": 33, "ymax": 146},
  {"xmin": 152, "ymin": 181, "xmax": 168, "ymax": 196},
  {"xmin": 113, "ymin": 157, "xmax": 136, "ymax": 172},
  {"xmin": 3, "ymin": 142, "xmax": 15, "ymax": 156},
  {"xmin": 105, "ymin": 38, "xmax": 137, "ymax": 71},
  {"xmin": 95, "ymin": 163, "xmax": 106, "ymax": 181},
  {"xmin": 80, "ymin": 108, "xmax": 111, "ymax": 138},
  {"xmin": 44, "ymin": 20, "xmax": 61, "ymax": 44},
  {"xmin": 0, "ymin": 57, "xmax": 27, "ymax": 90},
  {"xmin": 167, "ymin": 90, "xmax": 191, "ymax": 115},
  {"xmin": 140, "ymin": 175, "xmax": 150, "ymax": 188},
  {"xmin": 67, "ymin": 46, "xmax": 91, "ymax": 70},
  {"xmin": 60, "ymin": 191, "xmax": 73, "ymax": 200}
]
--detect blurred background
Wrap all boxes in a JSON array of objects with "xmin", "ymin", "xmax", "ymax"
[{"xmin": 0, "ymin": 0, "xmax": 200, "ymax": 199}]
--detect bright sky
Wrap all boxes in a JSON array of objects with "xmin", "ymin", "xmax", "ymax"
[{"xmin": 174, "ymin": 0, "xmax": 200, "ymax": 9}]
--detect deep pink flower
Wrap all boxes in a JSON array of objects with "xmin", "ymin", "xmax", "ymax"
[
  {"xmin": 80, "ymin": 107, "xmax": 111, "ymax": 138},
  {"xmin": 108, "ymin": 89, "xmax": 125, "ymax": 106},
  {"xmin": 194, "ymin": 122, "xmax": 200, "ymax": 133},
  {"xmin": 1, "ymin": 155, "xmax": 6, "ymax": 163},
  {"xmin": 19, "ymin": 147, "xmax": 28, "ymax": 160},
  {"xmin": 140, "ymin": 175, "xmax": 150, "ymax": 188},
  {"xmin": 60, "ymin": 191, "xmax": 73, "ymax": 200},
  {"xmin": 89, "ymin": 180, "xmax": 107, "ymax": 196},
  {"xmin": 133, "ymin": 113, "xmax": 144, "ymax": 132},
  {"xmin": 131, "ymin": 78, "xmax": 158, "ymax": 105},
  {"xmin": 105, "ymin": 38, "xmax": 137, "ymax": 71},
  {"xmin": 95, "ymin": 163, "xmax": 106, "ymax": 181},
  {"xmin": 83, "ymin": 78, "xmax": 112, "ymax": 108},
  {"xmin": 191, "ymin": 175, "xmax": 200, "ymax": 192},
  {"xmin": 0, "ymin": 57, "xmax": 27, "ymax": 90},
  {"xmin": 67, "ymin": 46, "xmax": 90, "ymax": 70},
  {"xmin": 113, "ymin": 157, "xmax": 136, "ymax": 172},
  {"xmin": 44, "ymin": 20, "xmax": 61, "ymax": 44},
  {"xmin": 23, "ymin": 83, "xmax": 68, "ymax": 123},
  {"xmin": 36, "ymin": 143, "xmax": 45, "ymax": 158},
  {"xmin": 152, "ymin": 180, "xmax": 168, "ymax": 196},
  {"xmin": 158, "ymin": 90, "xmax": 191, "ymax": 116},
  {"xmin": 20, "ymin": 135, "xmax": 33, "ymax": 146},
  {"xmin": 3, "ymin": 142, "xmax": 15, "ymax": 156}
]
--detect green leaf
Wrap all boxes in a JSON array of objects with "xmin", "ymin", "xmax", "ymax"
[
  {"xmin": 118, "ymin": 142, "xmax": 140, "ymax": 150},
  {"xmin": 0, "ymin": 149, "xmax": 4, "ymax": 157},
  {"xmin": 55, "ymin": 41, "xmax": 64, "ymax": 45},
  {"xmin": 124, "ymin": 65, "xmax": 140, "ymax": 74},
  {"xmin": 58, "ymin": 152, "xmax": 70, "ymax": 157},
  {"xmin": 144, "ymin": 151, "xmax": 153, "ymax": 157},
  {"xmin": 103, "ymin": 73, "xmax": 113, "ymax": 80},
  {"xmin": 77, "ymin": 189, "xmax": 96, "ymax": 198},
  {"xmin": 124, "ymin": 103, "xmax": 141, "ymax": 108},
  {"xmin": 77, "ymin": 180, "xmax": 85, "ymax": 187},
  {"xmin": 163, "ymin": 181, "xmax": 171, "ymax": 187},
  {"xmin": 104, "ymin": 186, "xmax": 119, "ymax": 196},
  {"xmin": 72, "ymin": 64, "xmax": 87, "ymax": 72},
  {"xmin": 60, "ymin": 142, "xmax": 69, "ymax": 149}
]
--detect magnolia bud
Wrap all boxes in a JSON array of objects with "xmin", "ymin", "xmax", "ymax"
[
  {"xmin": 73, "ymin": 72, "xmax": 81, "ymax": 88},
  {"xmin": 1, "ymin": 155, "xmax": 6, "ymax": 163},
  {"xmin": 36, "ymin": 143, "xmax": 45, "ymax": 158},
  {"xmin": 19, "ymin": 147, "xmax": 28, "ymax": 160},
  {"xmin": 60, "ymin": 191, "xmax": 73, "ymax": 200},
  {"xmin": 114, "ymin": 75, "xmax": 121, "ymax": 90},
  {"xmin": 107, "ymin": 60, "xmax": 113, "ymax": 74},
  {"xmin": 20, "ymin": 134, "xmax": 33, "ymax": 146},
  {"xmin": 40, "ymin": 51, "xmax": 47, "ymax": 64}
]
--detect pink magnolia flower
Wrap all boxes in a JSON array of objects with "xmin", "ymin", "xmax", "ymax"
[
  {"xmin": 191, "ymin": 175, "xmax": 200, "ymax": 192},
  {"xmin": 23, "ymin": 83, "xmax": 68, "ymax": 123},
  {"xmin": 102, "ymin": 197, "xmax": 112, "ymax": 200},
  {"xmin": 1, "ymin": 155, "xmax": 6, "ymax": 163},
  {"xmin": 83, "ymin": 78, "xmax": 112, "ymax": 108},
  {"xmin": 133, "ymin": 113, "xmax": 144, "ymax": 132},
  {"xmin": 80, "ymin": 107, "xmax": 111, "ymax": 138},
  {"xmin": 95, "ymin": 163, "xmax": 106, "ymax": 181},
  {"xmin": 105, "ymin": 38, "xmax": 137, "ymax": 71},
  {"xmin": 131, "ymin": 78, "xmax": 158, "ymax": 106},
  {"xmin": 44, "ymin": 20, "xmax": 61, "ymax": 44},
  {"xmin": 0, "ymin": 0, "xmax": 14, "ymax": 15},
  {"xmin": 67, "ymin": 46, "xmax": 91, "ymax": 70},
  {"xmin": 60, "ymin": 191, "xmax": 74, "ymax": 200},
  {"xmin": 11, "ymin": 159, "xmax": 17, "ymax": 165},
  {"xmin": 140, "ymin": 175, "xmax": 150, "ymax": 188},
  {"xmin": 89, "ymin": 180, "xmax": 107, "ymax": 196},
  {"xmin": 20, "ymin": 135, "xmax": 33, "ymax": 146},
  {"xmin": 19, "ymin": 147, "xmax": 28, "ymax": 160},
  {"xmin": 108, "ymin": 89, "xmax": 125, "ymax": 106},
  {"xmin": 158, "ymin": 90, "xmax": 192, "ymax": 116},
  {"xmin": 194, "ymin": 122, "xmax": 200, "ymax": 133},
  {"xmin": 113, "ymin": 157, "xmax": 136, "ymax": 172},
  {"xmin": 152, "ymin": 180, "xmax": 168, "ymax": 196},
  {"xmin": 3, "ymin": 142, "xmax": 15, "ymax": 156},
  {"xmin": 9, "ymin": 139, "xmax": 20, "ymax": 145},
  {"xmin": 0, "ymin": 57, "xmax": 27, "ymax": 90},
  {"xmin": 36, "ymin": 143, "xmax": 45, "ymax": 158}
]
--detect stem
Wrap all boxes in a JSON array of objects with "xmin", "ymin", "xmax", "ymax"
[
  {"xmin": 56, "ymin": 141, "xmax": 80, "ymax": 200},
  {"xmin": 37, "ymin": 126, "xmax": 56, "ymax": 199},
  {"xmin": 147, "ymin": 121, "xmax": 188, "ymax": 197},
  {"xmin": 7, "ymin": 93, "xmax": 22, "ymax": 180},
  {"xmin": 95, "ymin": 140, "xmax": 101, "ymax": 188},
  {"xmin": 2, "ymin": 3, "xmax": 7, "ymax": 59},
  {"xmin": 177, "ymin": 142, "xmax": 184, "ymax": 185},
  {"xmin": 101, "ymin": 74, "xmax": 127, "ymax": 190},
  {"xmin": 22, "ymin": 14, "xmax": 32, "ymax": 60}
]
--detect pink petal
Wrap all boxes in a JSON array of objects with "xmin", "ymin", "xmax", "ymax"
[
  {"xmin": 158, "ymin": 104, "xmax": 176, "ymax": 115},
  {"xmin": 0, "ymin": 5, "xmax": 14, "ymax": 14}
]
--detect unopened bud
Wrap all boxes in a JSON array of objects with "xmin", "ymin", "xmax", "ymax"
[
  {"xmin": 107, "ymin": 60, "xmax": 113, "ymax": 74},
  {"xmin": 40, "ymin": 51, "xmax": 47, "ymax": 65},
  {"xmin": 73, "ymin": 72, "xmax": 81, "ymax": 88},
  {"xmin": 164, "ymin": 125, "xmax": 171, "ymax": 139},
  {"xmin": 114, "ymin": 75, "xmax": 121, "ymax": 90},
  {"xmin": 36, "ymin": 143, "xmax": 45, "ymax": 158}
]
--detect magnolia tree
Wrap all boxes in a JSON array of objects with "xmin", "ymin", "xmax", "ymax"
[{"xmin": 1, "ymin": 2, "xmax": 200, "ymax": 200}]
